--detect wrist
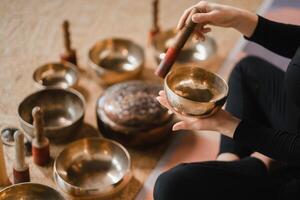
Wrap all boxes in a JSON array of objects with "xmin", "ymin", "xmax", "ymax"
[
  {"xmin": 232, "ymin": 8, "xmax": 258, "ymax": 37},
  {"xmin": 218, "ymin": 114, "xmax": 241, "ymax": 138}
]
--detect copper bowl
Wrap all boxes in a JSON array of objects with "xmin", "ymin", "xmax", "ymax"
[
  {"xmin": 152, "ymin": 29, "xmax": 217, "ymax": 64},
  {"xmin": 54, "ymin": 137, "xmax": 131, "ymax": 199},
  {"xmin": 88, "ymin": 38, "xmax": 144, "ymax": 85},
  {"xmin": 0, "ymin": 183, "xmax": 65, "ymax": 200},
  {"xmin": 164, "ymin": 66, "xmax": 228, "ymax": 118},
  {"xmin": 96, "ymin": 81, "xmax": 173, "ymax": 147},
  {"xmin": 33, "ymin": 62, "xmax": 78, "ymax": 88},
  {"xmin": 18, "ymin": 88, "xmax": 85, "ymax": 142}
]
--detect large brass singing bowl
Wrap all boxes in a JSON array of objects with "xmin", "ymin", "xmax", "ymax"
[
  {"xmin": 33, "ymin": 62, "xmax": 79, "ymax": 89},
  {"xmin": 88, "ymin": 38, "xmax": 144, "ymax": 85},
  {"xmin": 152, "ymin": 29, "xmax": 217, "ymax": 63},
  {"xmin": 164, "ymin": 66, "xmax": 228, "ymax": 118},
  {"xmin": 54, "ymin": 137, "xmax": 131, "ymax": 198},
  {"xmin": 18, "ymin": 88, "xmax": 85, "ymax": 142},
  {"xmin": 0, "ymin": 183, "xmax": 65, "ymax": 200}
]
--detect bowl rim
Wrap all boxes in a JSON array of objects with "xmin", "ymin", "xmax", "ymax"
[
  {"xmin": 53, "ymin": 137, "xmax": 131, "ymax": 194},
  {"xmin": 152, "ymin": 28, "xmax": 217, "ymax": 58},
  {"xmin": 87, "ymin": 37, "xmax": 145, "ymax": 74},
  {"xmin": 164, "ymin": 65, "xmax": 228, "ymax": 104},
  {"xmin": 17, "ymin": 87, "xmax": 86, "ymax": 131},
  {"xmin": 0, "ymin": 182, "xmax": 65, "ymax": 199},
  {"xmin": 32, "ymin": 61, "xmax": 79, "ymax": 89}
]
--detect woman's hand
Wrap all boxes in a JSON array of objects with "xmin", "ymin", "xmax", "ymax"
[
  {"xmin": 251, "ymin": 152, "xmax": 273, "ymax": 170},
  {"xmin": 156, "ymin": 91, "xmax": 241, "ymax": 138},
  {"xmin": 177, "ymin": 1, "xmax": 258, "ymax": 40}
]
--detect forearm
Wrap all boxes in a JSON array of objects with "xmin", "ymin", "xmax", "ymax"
[{"xmin": 232, "ymin": 8, "xmax": 258, "ymax": 38}]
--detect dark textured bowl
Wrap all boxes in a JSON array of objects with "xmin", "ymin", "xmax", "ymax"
[{"xmin": 96, "ymin": 81, "xmax": 173, "ymax": 147}]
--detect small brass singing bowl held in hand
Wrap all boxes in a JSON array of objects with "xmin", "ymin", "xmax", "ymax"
[{"xmin": 164, "ymin": 66, "xmax": 228, "ymax": 118}]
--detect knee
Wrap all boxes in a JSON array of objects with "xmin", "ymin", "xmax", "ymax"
[
  {"xmin": 153, "ymin": 163, "xmax": 216, "ymax": 200},
  {"xmin": 153, "ymin": 164, "xmax": 185, "ymax": 200},
  {"xmin": 229, "ymin": 56, "xmax": 265, "ymax": 85},
  {"xmin": 232, "ymin": 56, "xmax": 265, "ymax": 76}
]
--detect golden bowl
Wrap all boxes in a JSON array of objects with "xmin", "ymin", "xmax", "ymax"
[
  {"xmin": 54, "ymin": 137, "xmax": 131, "ymax": 199},
  {"xmin": 164, "ymin": 66, "xmax": 228, "ymax": 118},
  {"xmin": 88, "ymin": 38, "xmax": 144, "ymax": 85},
  {"xmin": 152, "ymin": 29, "xmax": 217, "ymax": 64},
  {"xmin": 33, "ymin": 62, "xmax": 78, "ymax": 89},
  {"xmin": 18, "ymin": 88, "xmax": 85, "ymax": 142},
  {"xmin": 0, "ymin": 183, "xmax": 65, "ymax": 200}
]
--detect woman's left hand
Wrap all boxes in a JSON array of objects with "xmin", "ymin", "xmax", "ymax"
[{"xmin": 156, "ymin": 90, "xmax": 241, "ymax": 138}]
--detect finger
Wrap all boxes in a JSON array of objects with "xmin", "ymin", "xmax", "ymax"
[
  {"xmin": 156, "ymin": 97, "xmax": 177, "ymax": 114},
  {"xmin": 201, "ymin": 27, "xmax": 211, "ymax": 33},
  {"xmin": 192, "ymin": 13, "xmax": 212, "ymax": 24},
  {"xmin": 156, "ymin": 96, "xmax": 186, "ymax": 118},
  {"xmin": 177, "ymin": 6, "xmax": 194, "ymax": 30},
  {"xmin": 172, "ymin": 121, "xmax": 189, "ymax": 131},
  {"xmin": 158, "ymin": 90, "xmax": 165, "ymax": 97}
]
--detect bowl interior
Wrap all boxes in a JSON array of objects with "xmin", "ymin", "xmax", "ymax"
[
  {"xmin": 18, "ymin": 89, "xmax": 84, "ymax": 129},
  {"xmin": 166, "ymin": 66, "xmax": 228, "ymax": 103},
  {"xmin": 89, "ymin": 38, "xmax": 143, "ymax": 72},
  {"xmin": 153, "ymin": 29, "xmax": 217, "ymax": 62},
  {"xmin": 0, "ymin": 183, "xmax": 65, "ymax": 200},
  {"xmin": 33, "ymin": 63, "xmax": 78, "ymax": 88},
  {"xmin": 55, "ymin": 138, "xmax": 130, "ymax": 189}
]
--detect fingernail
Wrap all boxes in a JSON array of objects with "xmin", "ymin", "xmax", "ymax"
[
  {"xmin": 168, "ymin": 110, "xmax": 173, "ymax": 115},
  {"xmin": 172, "ymin": 125, "xmax": 179, "ymax": 131}
]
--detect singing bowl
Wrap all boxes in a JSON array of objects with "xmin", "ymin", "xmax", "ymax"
[
  {"xmin": 88, "ymin": 38, "xmax": 144, "ymax": 85},
  {"xmin": 54, "ymin": 137, "xmax": 131, "ymax": 198},
  {"xmin": 96, "ymin": 81, "xmax": 173, "ymax": 147},
  {"xmin": 0, "ymin": 183, "xmax": 65, "ymax": 200},
  {"xmin": 152, "ymin": 29, "xmax": 217, "ymax": 63},
  {"xmin": 33, "ymin": 62, "xmax": 78, "ymax": 88},
  {"xmin": 164, "ymin": 66, "xmax": 228, "ymax": 118},
  {"xmin": 18, "ymin": 88, "xmax": 85, "ymax": 142}
]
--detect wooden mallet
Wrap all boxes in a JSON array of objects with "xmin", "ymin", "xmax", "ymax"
[
  {"xmin": 32, "ymin": 106, "xmax": 50, "ymax": 166},
  {"xmin": 13, "ymin": 130, "xmax": 30, "ymax": 184},
  {"xmin": 60, "ymin": 20, "xmax": 77, "ymax": 65},
  {"xmin": 148, "ymin": 0, "xmax": 160, "ymax": 45},
  {"xmin": 155, "ymin": 8, "xmax": 198, "ymax": 78},
  {"xmin": 0, "ymin": 138, "xmax": 10, "ymax": 187}
]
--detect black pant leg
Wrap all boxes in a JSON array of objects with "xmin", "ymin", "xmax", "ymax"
[
  {"xmin": 219, "ymin": 56, "xmax": 286, "ymax": 158},
  {"xmin": 154, "ymin": 158, "xmax": 285, "ymax": 200}
]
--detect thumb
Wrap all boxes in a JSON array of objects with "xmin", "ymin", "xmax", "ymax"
[{"xmin": 192, "ymin": 13, "xmax": 211, "ymax": 24}]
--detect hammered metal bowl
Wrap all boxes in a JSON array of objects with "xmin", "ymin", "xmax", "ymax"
[
  {"xmin": 152, "ymin": 29, "xmax": 217, "ymax": 63},
  {"xmin": 96, "ymin": 80, "xmax": 173, "ymax": 147},
  {"xmin": 54, "ymin": 137, "xmax": 131, "ymax": 198},
  {"xmin": 164, "ymin": 66, "xmax": 228, "ymax": 118},
  {"xmin": 18, "ymin": 88, "xmax": 85, "ymax": 142},
  {"xmin": 88, "ymin": 38, "xmax": 144, "ymax": 85},
  {"xmin": 33, "ymin": 62, "xmax": 78, "ymax": 88},
  {"xmin": 0, "ymin": 183, "xmax": 65, "ymax": 200}
]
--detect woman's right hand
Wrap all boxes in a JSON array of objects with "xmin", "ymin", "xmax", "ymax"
[{"xmin": 178, "ymin": 1, "xmax": 258, "ymax": 40}]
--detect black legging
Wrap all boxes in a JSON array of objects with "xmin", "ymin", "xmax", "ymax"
[{"xmin": 153, "ymin": 56, "xmax": 300, "ymax": 200}]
